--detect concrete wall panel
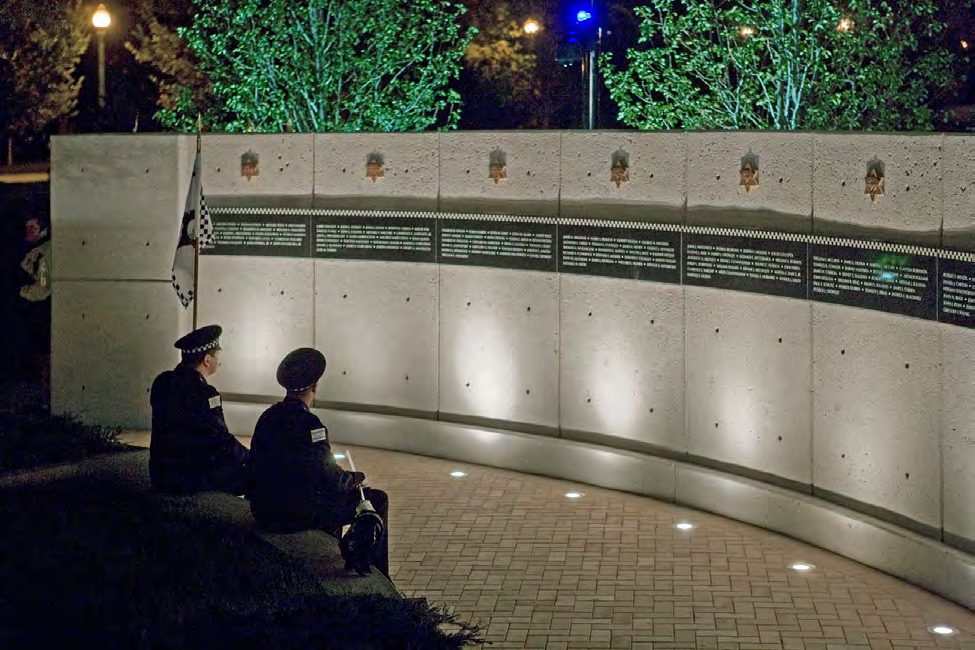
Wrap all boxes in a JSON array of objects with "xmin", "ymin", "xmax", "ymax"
[
  {"xmin": 51, "ymin": 135, "xmax": 192, "ymax": 281},
  {"xmin": 685, "ymin": 287, "xmax": 813, "ymax": 485},
  {"xmin": 812, "ymin": 304, "xmax": 941, "ymax": 530},
  {"xmin": 559, "ymin": 132, "xmax": 686, "ymax": 222},
  {"xmin": 313, "ymin": 133, "xmax": 439, "ymax": 211},
  {"xmin": 51, "ymin": 280, "xmax": 189, "ymax": 428},
  {"xmin": 201, "ymin": 134, "xmax": 314, "ymax": 206},
  {"xmin": 439, "ymin": 266, "xmax": 559, "ymax": 427},
  {"xmin": 439, "ymin": 132, "xmax": 560, "ymax": 215},
  {"xmin": 941, "ymin": 134, "xmax": 975, "ymax": 251},
  {"xmin": 314, "ymin": 260, "xmax": 439, "ymax": 412},
  {"xmin": 812, "ymin": 134, "xmax": 943, "ymax": 245},
  {"xmin": 686, "ymin": 132, "xmax": 813, "ymax": 232},
  {"xmin": 197, "ymin": 256, "xmax": 313, "ymax": 397},
  {"xmin": 559, "ymin": 275, "xmax": 685, "ymax": 451},
  {"xmin": 941, "ymin": 325, "xmax": 975, "ymax": 548}
]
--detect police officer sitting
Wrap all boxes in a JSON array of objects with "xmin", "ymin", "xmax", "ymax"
[
  {"xmin": 248, "ymin": 347, "xmax": 390, "ymax": 578},
  {"xmin": 149, "ymin": 324, "xmax": 249, "ymax": 495}
]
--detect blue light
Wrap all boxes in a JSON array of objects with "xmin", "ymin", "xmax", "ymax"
[
  {"xmin": 879, "ymin": 271, "xmax": 896, "ymax": 282},
  {"xmin": 576, "ymin": 9, "xmax": 592, "ymax": 22}
]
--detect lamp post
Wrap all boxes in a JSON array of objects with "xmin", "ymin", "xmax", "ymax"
[
  {"xmin": 92, "ymin": 4, "xmax": 111, "ymax": 108},
  {"xmin": 523, "ymin": 18, "xmax": 541, "ymax": 35}
]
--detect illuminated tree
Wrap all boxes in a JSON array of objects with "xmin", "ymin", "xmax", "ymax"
[
  {"xmin": 0, "ymin": 0, "xmax": 89, "ymax": 161},
  {"xmin": 137, "ymin": 0, "xmax": 473, "ymax": 132},
  {"xmin": 600, "ymin": 0, "xmax": 970, "ymax": 131}
]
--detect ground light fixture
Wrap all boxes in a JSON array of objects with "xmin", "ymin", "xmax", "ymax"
[
  {"xmin": 927, "ymin": 625, "xmax": 957, "ymax": 636},
  {"xmin": 675, "ymin": 522, "xmax": 694, "ymax": 530},
  {"xmin": 450, "ymin": 471, "xmax": 467, "ymax": 478},
  {"xmin": 564, "ymin": 491, "xmax": 583, "ymax": 499},
  {"xmin": 789, "ymin": 563, "xmax": 814, "ymax": 572}
]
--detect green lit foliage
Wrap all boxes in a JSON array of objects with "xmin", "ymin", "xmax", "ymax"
[
  {"xmin": 600, "ymin": 0, "xmax": 967, "ymax": 131},
  {"xmin": 0, "ymin": 0, "xmax": 90, "ymax": 141},
  {"xmin": 151, "ymin": 0, "xmax": 473, "ymax": 132}
]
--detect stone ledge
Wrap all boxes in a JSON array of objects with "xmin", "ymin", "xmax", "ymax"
[{"xmin": 221, "ymin": 401, "xmax": 974, "ymax": 611}]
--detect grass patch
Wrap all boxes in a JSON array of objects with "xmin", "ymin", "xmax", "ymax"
[
  {"xmin": 0, "ymin": 463, "xmax": 484, "ymax": 648},
  {"xmin": 0, "ymin": 406, "xmax": 127, "ymax": 473}
]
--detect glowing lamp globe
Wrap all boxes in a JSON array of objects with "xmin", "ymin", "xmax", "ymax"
[{"xmin": 92, "ymin": 4, "xmax": 111, "ymax": 30}]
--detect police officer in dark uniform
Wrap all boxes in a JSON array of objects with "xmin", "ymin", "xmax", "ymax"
[
  {"xmin": 248, "ymin": 347, "xmax": 390, "ymax": 577},
  {"xmin": 149, "ymin": 324, "xmax": 249, "ymax": 494}
]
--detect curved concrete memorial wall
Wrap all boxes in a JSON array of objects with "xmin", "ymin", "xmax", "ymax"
[{"xmin": 51, "ymin": 132, "xmax": 974, "ymax": 608}]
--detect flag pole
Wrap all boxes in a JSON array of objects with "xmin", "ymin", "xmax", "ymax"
[{"xmin": 192, "ymin": 115, "xmax": 202, "ymax": 329}]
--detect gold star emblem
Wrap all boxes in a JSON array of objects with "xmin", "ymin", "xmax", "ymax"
[
  {"xmin": 610, "ymin": 162, "xmax": 629, "ymax": 188},
  {"xmin": 739, "ymin": 162, "xmax": 759, "ymax": 193},
  {"xmin": 864, "ymin": 168, "xmax": 885, "ymax": 202},
  {"xmin": 366, "ymin": 153, "xmax": 385, "ymax": 183},
  {"xmin": 488, "ymin": 162, "xmax": 507, "ymax": 184}
]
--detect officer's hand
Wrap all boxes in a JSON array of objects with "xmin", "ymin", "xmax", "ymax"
[{"xmin": 338, "ymin": 471, "xmax": 366, "ymax": 491}]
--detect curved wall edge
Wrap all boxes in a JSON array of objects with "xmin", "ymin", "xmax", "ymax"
[
  {"xmin": 222, "ymin": 400, "xmax": 974, "ymax": 611},
  {"xmin": 223, "ymin": 391, "xmax": 956, "ymax": 549}
]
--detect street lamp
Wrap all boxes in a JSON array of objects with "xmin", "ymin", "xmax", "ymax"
[
  {"xmin": 524, "ymin": 18, "xmax": 541, "ymax": 35},
  {"xmin": 92, "ymin": 4, "xmax": 111, "ymax": 108}
]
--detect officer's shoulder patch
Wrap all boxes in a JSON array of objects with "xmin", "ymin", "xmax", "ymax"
[
  {"xmin": 208, "ymin": 395, "xmax": 221, "ymax": 409},
  {"xmin": 310, "ymin": 427, "xmax": 328, "ymax": 444}
]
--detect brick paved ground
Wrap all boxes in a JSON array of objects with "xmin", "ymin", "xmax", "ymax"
[
  {"xmin": 122, "ymin": 434, "xmax": 975, "ymax": 649},
  {"xmin": 348, "ymin": 447, "xmax": 974, "ymax": 650}
]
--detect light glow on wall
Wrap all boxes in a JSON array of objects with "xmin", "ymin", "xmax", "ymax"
[
  {"xmin": 452, "ymin": 314, "xmax": 519, "ymax": 418},
  {"xmin": 590, "ymin": 343, "xmax": 641, "ymax": 434},
  {"xmin": 714, "ymin": 368, "xmax": 762, "ymax": 461}
]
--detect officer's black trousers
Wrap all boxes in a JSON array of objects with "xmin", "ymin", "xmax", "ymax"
[{"xmin": 313, "ymin": 487, "xmax": 389, "ymax": 578}]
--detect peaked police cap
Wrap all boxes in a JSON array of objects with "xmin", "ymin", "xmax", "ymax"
[
  {"xmin": 174, "ymin": 325, "xmax": 222, "ymax": 354},
  {"xmin": 277, "ymin": 347, "xmax": 326, "ymax": 391}
]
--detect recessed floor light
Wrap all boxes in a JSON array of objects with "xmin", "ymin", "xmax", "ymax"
[
  {"xmin": 790, "ymin": 563, "xmax": 814, "ymax": 572},
  {"xmin": 564, "ymin": 491, "xmax": 583, "ymax": 499},
  {"xmin": 928, "ymin": 625, "xmax": 956, "ymax": 636},
  {"xmin": 450, "ymin": 471, "xmax": 467, "ymax": 478},
  {"xmin": 675, "ymin": 522, "xmax": 694, "ymax": 530},
  {"xmin": 333, "ymin": 453, "xmax": 346, "ymax": 460}
]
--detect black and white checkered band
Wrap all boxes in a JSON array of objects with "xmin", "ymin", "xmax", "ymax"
[
  {"xmin": 205, "ymin": 208, "xmax": 975, "ymax": 257},
  {"xmin": 181, "ymin": 340, "xmax": 220, "ymax": 354}
]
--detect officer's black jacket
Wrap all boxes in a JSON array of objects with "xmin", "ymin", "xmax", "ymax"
[
  {"xmin": 148, "ymin": 364, "xmax": 249, "ymax": 493},
  {"xmin": 248, "ymin": 397, "xmax": 355, "ymax": 530}
]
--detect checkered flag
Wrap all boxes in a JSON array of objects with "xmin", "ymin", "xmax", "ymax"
[
  {"xmin": 199, "ymin": 192, "xmax": 215, "ymax": 250},
  {"xmin": 172, "ymin": 150, "xmax": 213, "ymax": 307}
]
